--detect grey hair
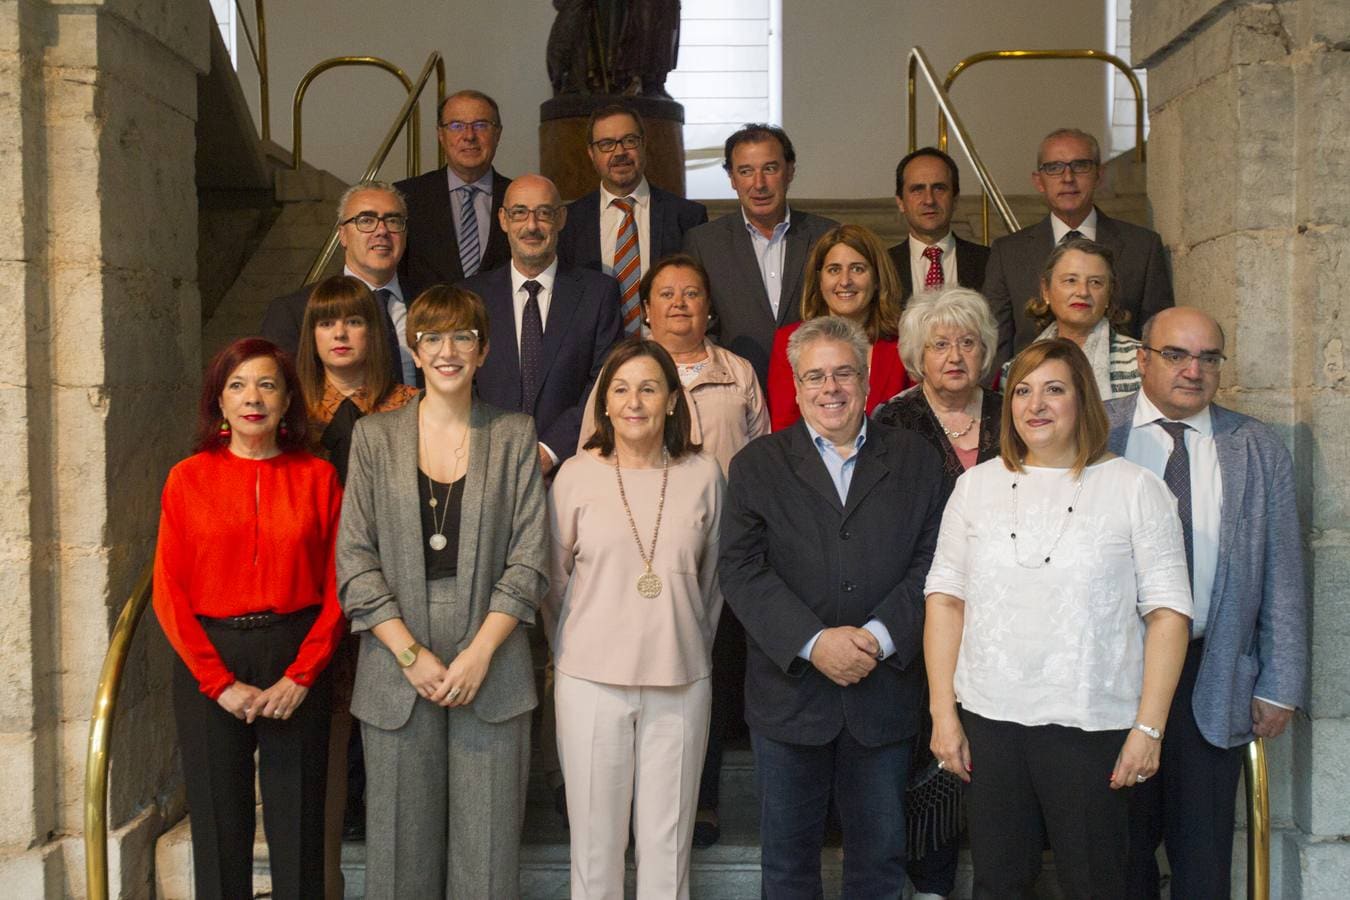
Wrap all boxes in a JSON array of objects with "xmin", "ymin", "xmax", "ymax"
[
  {"xmin": 897, "ymin": 286, "xmax": 999, "ymax": 381},
  {"xmin": 787, "ymin": 316, "xmax": 870, "ymax": 377},
  {"xmin": 335, "ymin": 180, "xmax": 408, "ymax": 226},
  {"xmin": 1038, "ymin": 127, "xmax": 1101, "ymax": 165}
]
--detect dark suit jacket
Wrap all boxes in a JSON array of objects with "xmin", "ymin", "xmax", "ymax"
[
  {"xmin": 683, "ymin": 208, "xmax": 839, "ymax": 386},
  {"xmin": 461, "ymin": 261, "xmax": 623, "ymax": 462},
  {"xmin": 557, "ymin": 183, "xmax": 708, "ymax": 272},
  {"xmin": 982, "ymin": 209, "xmax": 1173, "ymax": 367},
  {"xmin": 1105, "ymin": 395, "xmax": 1308, "ymax": 748},
  {"xmin": 719, "ymin": 420, "xmax": 947, "ymax": 747},
  {"xmin": 888, "ymin": 234, "xmax": 991, "ymax": 304},
  {"xmin": 395, "ymin": 167, "xmax": 512, "ymax": 299}
]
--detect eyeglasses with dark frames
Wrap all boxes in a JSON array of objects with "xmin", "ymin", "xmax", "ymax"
[
  {"xmin": 1036, "ymin": 159, "xmax": 1098, "ymax": 176},
  {"xmin": 589, "ymin": 134, "xmax": 643, "ymax": 153},
  {"xmin": 339, "ymin": 213, "xmax": 408, "ymax": 233},
  {"xmin": 1141, "ymin": 345, "xmax": 1226, "ymax": 370}
]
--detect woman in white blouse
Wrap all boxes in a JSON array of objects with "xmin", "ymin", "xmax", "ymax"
[{"xmin": 923, "ymin": 337, "xmax": 1192, "ymax": 899}]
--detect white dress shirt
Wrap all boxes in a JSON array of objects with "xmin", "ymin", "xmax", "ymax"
[
  {"xmin": 1123, "ymin": 390, "xmax": 1222, "ymax": 638},
  {"xmin": 1050, "ymin": 207, "xmax": 1099, "ymax": 242},
  {"xmin": 599, "ymin": 178, "xmax": 652, "ymax": 278},
  {"xmin": 509, "ymin": 258, "xmax": 560, "ymax": 463},
  {"xmin": 907, "ymin": 231, "xmax": 957, "ymax": 292},
  {"xmin": 742, "ymin": 207, "xmax": 792, "ymax": 319},
  {"xmin": 445, "ymin": 168, "xmax": 494, "ymax": 256},
  {"xmin": 343, "ymin": 265, "xmax": 415, "ymax": 384}
]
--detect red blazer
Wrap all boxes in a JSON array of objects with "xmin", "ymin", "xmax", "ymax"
[{"xmin": 766, "ymin": 322, "xmax": 912, "ymax": 431}]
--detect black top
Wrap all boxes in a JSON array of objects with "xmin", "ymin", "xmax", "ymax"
[
  {"xmin": 872, "ymin": 385, "xmax": 1003, "ymax": 494},
  {"xmin": 418, "ymin": 472, "xmax": 465, "ymax": 579}
]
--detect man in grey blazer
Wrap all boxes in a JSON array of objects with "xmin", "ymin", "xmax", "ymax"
[
  {"xmin": 983, "ymin": 128, "xmax": 1173, "ymax": 368},
  {"xmin": 683, "ymin": 123, "xmax": 837, "ymax": 387},
  {"xmin": 1106, "ymin": 307, "xmax": 1308, "ymax": 900}
]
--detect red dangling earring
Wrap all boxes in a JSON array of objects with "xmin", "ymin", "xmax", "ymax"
[
  {"xmin": 279, "ymin": 420, "xmax": 289, "ymax": 438},
  {"xmin": 218, "ymin": 420, "xmax": 231, "ymax": 439}
]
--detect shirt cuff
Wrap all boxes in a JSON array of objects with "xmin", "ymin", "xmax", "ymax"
[
  {"xmin": 1254, "ymin": 695, "xmax": 1295, "ymax": 711},
  {"xmin": 862, "ymin": 619, "xmax": 895, "ymax": 660},
  {"xmin": 540, "ymin": 442, "xmax": 559, "ymax": 466},
  {"xmin": 798, "ymin": 629, "xmax": 824, "ymax": 661}
]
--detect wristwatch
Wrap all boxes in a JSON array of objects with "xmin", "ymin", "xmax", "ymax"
[
  {"xmin": 1134, "ymin": 722, "xmax": 1163, "ymax": 741},
  {"xmin": 395, "ymin": 642, "xmax": 423, "ymax": 669}
]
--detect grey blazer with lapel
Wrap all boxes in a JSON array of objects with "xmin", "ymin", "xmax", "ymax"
[
  {"xmin": 1106, "ymin": 394, "xmax": 1308, "ymax": 748},
  {"xmin": 683, "ymin": 207, "xmax": 838, "ymax": 386},
  {"xmin": 337, "ymin": 396, "xmax": 549, "ymax": 731}
]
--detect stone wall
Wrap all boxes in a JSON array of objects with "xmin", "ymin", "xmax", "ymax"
[
  {"xmin": 0, "ymin": 0, "xmax": 208, "ymax": 896},
  {"xmin": 1134, "ymin": 0, "xmax": 1350, "ymax": 895}
]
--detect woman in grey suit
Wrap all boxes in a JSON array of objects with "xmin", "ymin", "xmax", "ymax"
[{"xmin": 337, "ymin": 284, "xmax": 549, "ymax": 899}]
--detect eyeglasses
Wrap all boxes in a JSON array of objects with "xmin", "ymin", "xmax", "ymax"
[
  {"xmin": 415, "ymin": 330, "xmax": 480, "ymax": 352},
  {"xmin": 1141, "ymin": 345, "xmax": 1226, "ymax": 371},
  {"xmin": 503, "ymin": 205, "xmax": 560, "ymax": 223},
  {"xmin": 339, "ymin": 213, "xmax": 408, "ymax": 233},
  {"xmin": 927, "ymin": 337, "xmax": 981, "ymax": 354},
  {"xmin": 1036, "ymin": 158, "xmax": 1098, "ymax": 176},
  {"xmin": 796, "ymin": 366, "xmax": 863, "ymax": 390},
  {"xmin": 439, "ymin": 119, "xmax": 498, "ymax": 134},
  {"xmin": 589, "ymin": 134, "xmax": 643, "ymax": 153}
]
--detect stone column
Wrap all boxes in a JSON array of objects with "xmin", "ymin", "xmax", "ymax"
[
  {"xmin": 1134, "ymin": 0, "xmax": 1350, "ymax": 895},
  {"xmin": 0, "ymin": 1, "xmax": 207, "ymax": 895}
]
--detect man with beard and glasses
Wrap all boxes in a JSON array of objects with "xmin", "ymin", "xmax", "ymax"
[{"xmin": 557, "ymin": 103, "xmax": 707, "ymax": 335}]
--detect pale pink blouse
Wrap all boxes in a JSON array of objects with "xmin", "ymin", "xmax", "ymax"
[{"xmin": 544, "ymin": 451, "xmax": 725, "ymax": 686}]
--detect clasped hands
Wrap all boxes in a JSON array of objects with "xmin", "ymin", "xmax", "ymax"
[
  {"xmin": 400, "ymin": 644, "xmax": 491, "ymax": 708},
  {"xmin": 809, "ymin": 626, "xmax": 881, "ymax": 687},
  {"xmin": 216, "ymin": 676, "xmax": 308, "ymax": 723}
]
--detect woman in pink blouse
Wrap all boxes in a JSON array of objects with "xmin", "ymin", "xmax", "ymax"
[{"xmin": 545, "ymin": 337, "xmax": 725, "ymax": 899}]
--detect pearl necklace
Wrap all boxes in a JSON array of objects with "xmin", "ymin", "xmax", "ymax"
[{"xmin": 1009, "ymin": 471, "xmax": 1085, "ymax": 568}]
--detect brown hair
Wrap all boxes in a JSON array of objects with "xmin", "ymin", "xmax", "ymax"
[
  {"xmin": 799, "ymin": 224, "xmax": 901, "ymax": 343},
  {"xmin": 296, "ymin": 276, "xmax": 396, "ymax": 418},
  {"xmin": 406, "ymin": 284, "xmax": 492, "ymax": 350},
  {"xmin": 582, "ymin": 337, "xmax": 700, "ymax": 459},
  {"xmin": 999, "ymin": 338, "xmax": 1109, "ymax": 476},
  {"xmin": 587, "ymin": 103, "xmax": 646, "ymax": 142},
  {"xmin": 195, "ymin": 337, "xmax": 307, "ymax": 453},
  {"xmin": 638, "ymin": 253, "xmax": 710, "ymax": 325},
  {"xmin": 1025, "ymin": 236, "xmax": 1130, "ymax": 332}
]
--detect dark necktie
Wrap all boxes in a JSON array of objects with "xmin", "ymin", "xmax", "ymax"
[
  {"xmin": 375, "ymin": 288, "xmax": 406, "ymax": 384},
  {"xmin": 1159, "ymin": 420, "xmax": 1195, "ymax": 580},
  {"xmin": 1061, "ymin": 229, "xmax": 1084, "ymax": 243},
  {"xmin": 520, "ymin": 280, "xmax": 544, "ymax": 409}
]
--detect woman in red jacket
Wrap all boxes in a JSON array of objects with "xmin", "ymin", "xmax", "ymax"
[
  {"xmin": 154, "ymin": 337, "xmax": 344, "ymax": 900},
  {"xmin": 766, "ymin": 224, "xmax": 912, "ymax": 429}
]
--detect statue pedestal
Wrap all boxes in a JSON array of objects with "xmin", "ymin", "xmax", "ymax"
[{"xmin": 540, "ymin": 95, "xmax": 686, "ymax": 202}]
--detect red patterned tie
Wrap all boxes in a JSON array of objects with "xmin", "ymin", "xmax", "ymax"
[
  {"xmin": 923, "ymin": 245, "xmax": 944, "ymax": 290},
  {"xmin": 613, "ymin": 198, "xmax": 642, "ymax": 333}
]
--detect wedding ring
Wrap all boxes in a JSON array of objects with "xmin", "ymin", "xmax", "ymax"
[
  {"xmin": 937, "ymin": 760, "xmax": 946, "ymax": 771},
  {"xmin": 1136, "ymin": 774, "xmax": 1148, "ymax": 783}
]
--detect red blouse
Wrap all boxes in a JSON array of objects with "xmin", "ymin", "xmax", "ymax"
[
  {"xmin": 152, "ymin": 448, "xmax": 345, "ymax": 698},
  {"xmin": 766, "ymin": 322, "xmax": 913, "ymax": 431}
]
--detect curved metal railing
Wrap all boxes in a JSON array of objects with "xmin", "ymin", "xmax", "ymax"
[
  {"xmin": 83, "ymin": 562, "xmax": 155, "ymax": 900},
  {"xmin": 231, "ymin": 0, "xmax": 271, "ymax": 141},
  {"xmin": 301, "ymin": 51, "xmax": 445, "ymax": 286},
  {"xmin": 292, "ymin": 56, "xmax": 418, "ymax": 176},
  {"xmin": 1246, "ymin": 738, "xmax": 1271, "ymax": 900}
]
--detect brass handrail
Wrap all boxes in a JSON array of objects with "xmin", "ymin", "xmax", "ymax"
[
  {"xmin": 303, "ymin": 51, "xmax": 445, "ymax": 286},
  {"xmin": 83, "ymin": 562, "xmax": 155, "ymax": 900},
  {"xmin": 906, "ymin": 46, "xmax": 1020, "ymax": 244},
  {"xmin": 1246, "ymin": 738, "xmax": 1271, "ymax": 900},
  {"xmin": 231, "ymin": 0, "xmax": 270, "ymax": 141},
  {"xmin": 292, "ymin": 57, "xmax": 418, "ymax": 176},
  {"xmin": 938, "ymin": 49, "xmax": 1146, "ymax": 164}
]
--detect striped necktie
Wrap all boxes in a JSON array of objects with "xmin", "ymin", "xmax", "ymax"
[
  {"xmin": 457, "ymin": 184, "xmax": 481, "ymax": 277},
  {"xmin": 612, "ymin": 197, "xmax": 642, "ymax": 333}
]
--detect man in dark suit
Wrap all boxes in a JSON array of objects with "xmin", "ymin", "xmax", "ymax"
[
  {"xmin": 720, "ymin": 316, "xmax": 946, "ymax": 898},
  {"xmin": 261, "ymin": 180, "xmax": 414, "ymax": 385},
  {"xmin": 1109, "ymin": 307, "xmax": 1307, "ymax": 899},
  {"xmin": 556, "ymin": 103, "xmax": 707, "ymax": 333},
  {"xmin": 461, "ymin": 173, "xmax": 623, "ymax": 476},
  {"xmin": 683, "ymin": 124, "xmax": 837, "ymax": 386},
  {"xmin": 888, "ymin": 147, "xmax": 989, "ymax": 304},
  {"xmin": 982, "ymin": 128, "xmax": 1173, "ymax": 367},
  {"xmin": 396, "ymin": 90, "xmax": 512, "ymax": 299}
]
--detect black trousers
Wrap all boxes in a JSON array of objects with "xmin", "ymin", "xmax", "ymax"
[
  {"xmin": 961, "ymin": 709, "xmax": 1130, "ymax": 900},
  {"xmin": 1127, "ymin": 640, "xmax": 1245, "ymax": 900},
  {"xmin": 172, "ymin": 609, "xmax": 331, "ymax": 900},
  {"xmin": 697, "ymin": 605, "xmax": 747, "ymax": 810}
]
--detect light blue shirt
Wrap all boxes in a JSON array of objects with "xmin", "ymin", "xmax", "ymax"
[
  {"xmin": 742, "ymin": 207, "xmax": 792, "ymax": 319},
  {"xmin": 446, "ymin": 168, "xmax": 494, "ymax": 256},
  {"xmin": 797, "ymin": 418, "xmax": 897, "ymax": 662}
]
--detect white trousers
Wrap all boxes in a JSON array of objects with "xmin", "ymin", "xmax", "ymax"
[{"xmin": 554, "ymin": 671, "xmax": 712, "ymax": 900}]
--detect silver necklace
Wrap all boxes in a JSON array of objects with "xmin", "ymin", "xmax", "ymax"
[
  {"xmin": 1009, "ymin": 471, "xmax": 1085, "ymax": 568},
  {"xmin": 614, "ymin": 449, "xmax": 669, "ymax": 598},
  {"xmin": 939, "ymin": 415, "xmax": 976, "ymax": 440},
  {"xmin": 419, "ymin": 408, "xmax": 468, "ymax": 552}
]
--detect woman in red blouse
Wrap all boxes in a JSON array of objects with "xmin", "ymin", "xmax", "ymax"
[
  {"xmin": 766, "ymin": 224, "xmax": 912, "ymax": 429},
  {"xmin": 154, "ymin": 337, "xmax": 343, "ymax": 900}
]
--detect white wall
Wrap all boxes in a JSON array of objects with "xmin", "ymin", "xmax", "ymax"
[{"xmin": 237, "ymin": 1, "xmax": 1111, "ymax": 200}]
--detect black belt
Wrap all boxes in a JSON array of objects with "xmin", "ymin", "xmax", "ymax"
[{"xmin": 201, "ymin": 609, "xmax": 311, "ymax": 630}]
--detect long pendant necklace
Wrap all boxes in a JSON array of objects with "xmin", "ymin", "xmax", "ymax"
[
  {"xmin": 1009, "ymin": 471, "xmax": 1085, "ymax": 568},
  {"xmin": 615, "ymin": 449, "xmax": 669, "ymax": 598},
  {"xmin": 419, "ymin": 407, "xmax": 468, "ymax": 552}
]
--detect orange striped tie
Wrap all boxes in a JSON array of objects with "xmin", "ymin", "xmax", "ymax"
[{"xmin": 613, "ymin": 197, "xmax": 642, "ymax": 333}]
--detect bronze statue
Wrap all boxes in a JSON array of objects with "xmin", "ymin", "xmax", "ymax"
[{"xmin": 547, "ymin": 0, "xmax": 681, "ymax": 98}]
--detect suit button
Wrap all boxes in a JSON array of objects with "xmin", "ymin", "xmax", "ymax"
[
  {"xmin": 840, "ymin": 530, "xmax": 852, "ymax": 540},
  {"xmin": 842, "ymin": 581, "xmax": 855, "ymax": 592}
]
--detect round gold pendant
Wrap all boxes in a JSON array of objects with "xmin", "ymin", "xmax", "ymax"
[{"xmin": 636, "ymin": 571, "xmax": 662, "ymax": 598}]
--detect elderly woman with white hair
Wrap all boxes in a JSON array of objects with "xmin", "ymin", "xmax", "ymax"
[{"xmin": 874, "ymin": 286, "xmax": 1002, "ymax": 490}]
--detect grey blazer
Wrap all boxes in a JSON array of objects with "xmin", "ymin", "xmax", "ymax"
[
  {"xmin": 337, "ymin": 397, "xmax": 549, "ymax": 731},
  {"xmin": 1106, "ymin": 394, "xmax": 1308, "ymax": 748}
]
